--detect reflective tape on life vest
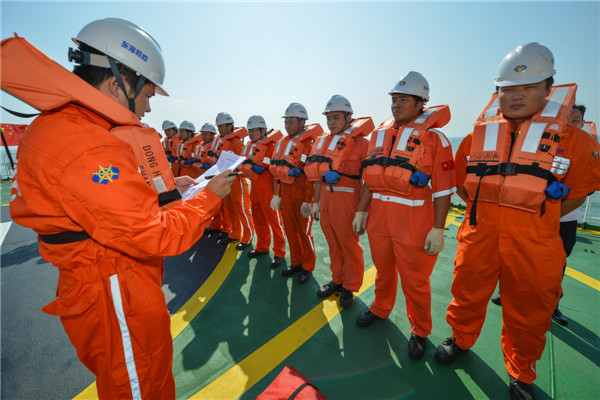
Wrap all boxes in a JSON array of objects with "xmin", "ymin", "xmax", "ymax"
[
  {"xmin": 551, "ymin": 156, "xmax": 570, "ymax": 175},
  {"xmin": 372, "ymin": 193, "xmax": 425, "ymax": 206},
  {"xmin": 326, "ymin": 186, "xmax": 355, "ymax": 193},
  {"xmin": 541, "ymin": 86, "xmax": 570, "ymax": 118}
]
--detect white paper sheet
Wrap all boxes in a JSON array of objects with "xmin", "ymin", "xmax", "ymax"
[{"xmin": 180, "ymin": 151, "xmax": 247, "ymax": 201}]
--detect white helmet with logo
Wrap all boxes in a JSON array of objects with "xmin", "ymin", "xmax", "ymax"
[
  {"xmin": 72, "ymin": 18, "xmax": 168, "ymax": 96},
  {"xmin": 216, "ymin": 112, "xmax": 234, "ymax": 126},
  {"xmin": 179, "ymin": 120, "xmax": 195, "ymax": 132},
  {"xmin": 323, "ymin": 95, "xmax": 353, "ymax": 114},
  {"xmin": 162, "ymin": 120, "xmax": 177, "ymax": 130},
  {"xmin": 494, "ymin": 42, "xmax": 556, "ymax": 87},
  {"xmin": 389, "ymin": 71, "xmax": 430, "ymax": 101},
  {"xmin": 247, "ymin": 115, "xmax": 267, "ymax": 130},
  {"xmin": 200, "ymin": 123, "xmax": 217, "ymax": 134},
  {"xmin": 283, "ymin": 103, "xmax": 309, "ymax": 119}
]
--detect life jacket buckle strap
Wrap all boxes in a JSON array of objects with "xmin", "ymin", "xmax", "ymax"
[{"xmin": 496, "ymin": 162, "xmax": 518, "ymax": 176}]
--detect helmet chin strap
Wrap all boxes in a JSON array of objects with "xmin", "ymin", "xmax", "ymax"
[{"xmin": 108, "ymin": 58, "xmax": 146, "ymax": 114}]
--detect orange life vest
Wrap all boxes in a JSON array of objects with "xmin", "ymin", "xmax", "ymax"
[
  {"xmin": 269, "ymin": 124, "xmax": 323, "ymax": 184},
  {"xmin": 190, "ymin": 136, "xmax": 215, "ymax": 165},
  {"xmin": 238, "ymin": 130, "xmax": 283, "ymax": 179},
  {"xmin": 206, "ymin": 127, "xmax": 248, "ymax": 164},
  {"xmin": 304, "ymin": 117, "xmax": 375, "ymax": 182},
  {"xmin": 362, "ymin": 105, "xmax": 451, "ymax": 195},
  {"xmin": 464, "ymin": 84, "xmax": 577, "ymax": 224},
  {"xmin": 582, "ymin": 121, "xmax": 600, "ymax": 151},
  {"xmin": 162, "ymin": 134, "xmax": 178, "ymax": 156},
  {"xmin": 0, "ymin": 35, "xmax": 180, "ymax": 207}
]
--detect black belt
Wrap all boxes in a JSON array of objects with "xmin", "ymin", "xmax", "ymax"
[
  {"xmin": 158, "ymin": 188, "xmax": 182, "ymax": 207},
  {"xmin": 38, "ymin": 230, "xmax": 91, "ymax": 244}
]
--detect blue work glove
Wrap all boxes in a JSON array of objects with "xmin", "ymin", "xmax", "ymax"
[
  {"xmin": 288, "ymin": 167, "xmax": 302, "ymax": 177},
  {"xmin": 321, "ymin": 171, "xmax": 340, "ymax": 184},
  {"xmin": 409, "ymin": 171, "xmax": 430, "ymax": 187},
  {"xmin": 251, "ymin": 165, "xmax": 266, "ymax": 174},
  {"xmin": 545, "ymin": 181, "xmax": 570, "ymax": 200},
  {"xmin": 167, "ymin": 155, "xmax": 177, "ymax": 162},
  {"xmin": 201, "ymin": 163, "xmax": 212, "ymax": 169},
  {"xmin": 183, "ymin": 158, "xmax": 194, "ymax": 165}
]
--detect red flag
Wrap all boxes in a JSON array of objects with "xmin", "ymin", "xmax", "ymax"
[
  {"xmin": 442, "ymin": 159, "xmax": 455, "ymax": 171},
  {"xmin": 1, "ymin": 123, "xmax": 28, "ymax": 146}
]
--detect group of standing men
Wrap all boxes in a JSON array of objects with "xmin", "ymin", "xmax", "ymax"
[
  {"xmin": 6, "ymin": 15, "xmax": 600, "ymax": 400},
  {"xmin": 161, "ymin": 42, "xmax": 600, "ymax": 400}
]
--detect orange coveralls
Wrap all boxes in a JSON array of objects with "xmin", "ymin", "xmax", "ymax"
[
  {"xmin": 447, "ymin": 124, "xmax": 600, "ymax": 384},
  {"xmin": 279, "ymin": 139, "xmax": 316, "ymax": 270},
  {"xmin": 9, "ymin": 104, "xmax": 221, "ymax": 399},
  {"xmin": 164, "ymin": 134, "xmax": 181, "ymax": 177},
  {"xmin": 319, "ymin": 137, "xmax": 369, "ymax": 292},
  {"xmin": 193, "ymin": 137, "xmax": 231, "ymax": 233},
  {"xmin": 179, "ymin": 135, "xmax": 203, "ymax": 179},
  {"xmin": 223, "ymin": 136, "xmax": 254, "ymax": 244},
  {"xmin": 366, "ymin": 129, "xmax": 455, "ymax": 337},
  {"xmin": 247, "ymin": 142, "xmax": 286, "ymax": 257}
]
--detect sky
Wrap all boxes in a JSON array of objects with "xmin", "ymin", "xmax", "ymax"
[{"xmin": 1, "ymin": 0, "xmax": 598, "ymax": 139}]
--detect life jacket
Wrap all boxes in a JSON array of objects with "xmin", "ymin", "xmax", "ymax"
[
  {"xmin": 582, "ymin": 121, "xmax": 600, "ymax": 151},
  {"xmin": 162, "ymin": 134, "xmax": 178, "ymax": 156},
  {"xmin": 304, "ymin": 117, "xmax": 375, "ymax": 182},
  {"xmin": 191, "ymin": 136, "xmax": 215, "ymax": 164},
  {"xmin": 361, "ymin": 105, "xmax": 451, "ymax": 195},
  {"xmin": 206, "ymin": 127, "xmax": 248, "ymax": 164},
  {"xmin": 177, "ymin": 135, "xmax": 202, "ymax": 163},
  {"xmin": 238, "ymin": 130, "xmax": 283, "ymax": 179},
  {"xmin": 269, "ymin": 123, "xmax": 323, "ymax": 184},
  {"xmin": 0, "ymin": 35, "xmax": 180, "ymax": 207},
  {"xmin": 464, "ymin": 84, "xmax": 577, "ymax": 225}
]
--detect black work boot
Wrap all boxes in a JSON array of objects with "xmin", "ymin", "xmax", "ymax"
[
  {"xmin": 297, "ymin": 268, "xmax": 312, "ymax": 284},
  {"xmin": 317, "ymin": 280, "xmax": 342, "ymax": 297},
  {"xmin": 218, "ymin": 237, "xmax": 239, "ymax": 245},
  {"xmin": 509, "ymin": 375, "xmax": 536, "ymax": 400},
  {"xmin": 551, "ymin": 307, "xmax": 568, "ymax": 326},
  {"xmin": 247, "ymin": 250, "xmax": 268, "ymax": 258},
  {"xmin": 434, "ymin": 337, "xmax": 467, "ymax": 364},
  {"xmin": 339, "ymin": 288, "xmax": 354, "ymax": 308},
  {"xmin": 491, "ymin": 293, "xmax": 501, "ymax": 306},
  {"xmin": 356, "ymin": 310, "xmax": 382, "ymax": 327},
  {"xmin": 408, "ymin": 333, "xmax": 427, "ymax": 360},
  {"xmin": 270, "ymin": 256, "xmax": 284, "ymax": 268},
  {"xmin": 281, "ymin": 264, "xmax": 301, "ymax": 277}
]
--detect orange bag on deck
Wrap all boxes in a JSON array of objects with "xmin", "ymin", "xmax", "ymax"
[{"xmin": 256, "ymin": 365, "xmax": 328, "ymax": 400}]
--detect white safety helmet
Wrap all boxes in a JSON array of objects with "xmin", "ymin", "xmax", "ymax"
[
  {"xmin": 323, "ymin": 95, "xmax": 353, "ymax": 115},
  {"xmin": 179, "ymin": 120, "xmax": 195, "ymax": 132},
  {"xmin": 247, "ymin": 115, "xmax": 267, "ymax": 130},
  {"xmin": 72, "ymin": 18, "xmax": 168, "ymax": 96},
  {"xmin": 162, "ymin": 120, "xmax": 177, "ymax": 130},
  {"xmin": 494, "ymin": 42, "xmax": 556, "ymax": 87},
  {"xmin": 282, "ymin": 103, "xmax": 309, "ymax": 119},
  {"xmin": 216, "ymin": 112, "xmax": 234, "ymax": 126},
  {"xmin": 389, "ymin": 71, "xmax": 430, "ymax": 101},
  {"xmin": 200, "ymin": 123, "xmax": 217, "ymax": 134}
]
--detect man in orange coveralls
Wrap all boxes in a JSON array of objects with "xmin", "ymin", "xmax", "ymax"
[
  {"xmin": 354, "ymin": 71, "xmax": 456, "ymax": 361},
  {"xmin": 215, "ymin": 112, "xmax": 255, "ymax": 250},
  {"xmin": 7, "ymin": 18, "xmax": 234, "ymax": 399},
  {"xmin": 162, "ymin": 119, "xmax": 180, "ymax": 176},
  {"xmin": 242, "ymin": 115, "xmax": 287, "ymax": 265},
  {"xmin": 312, "ymin": 95, "xmax": 370, "ymax": 308},
  {"xmin": 174, "ymin": 120, "xmax": 196, "ymax": 178},
  {"xmin": 434, "ymin": 43, "xmax": 600, "ymax": 400},
  {"xmin": 194, "ymin": 123, "xmax": 232, "ymax": 237},
  {"xmin": 271, "ymin": 103, "xmax": 318, "ymax": 282}
]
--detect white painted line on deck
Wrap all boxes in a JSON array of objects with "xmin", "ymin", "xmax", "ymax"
[{"xmin": 1, "ymin": 221, "xmax": 12, "ymax": 246}]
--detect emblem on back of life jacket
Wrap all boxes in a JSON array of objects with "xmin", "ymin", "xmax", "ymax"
[{"xmin": 93, "ymin": 165, "xmax": 120, "ymax": 184}]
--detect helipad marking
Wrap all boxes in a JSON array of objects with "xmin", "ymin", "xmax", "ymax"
[
  {"xmin": 73, "ymin": 244, "xmax": 241, "ymax": 400},
  {"xmin": 565, "ymin": 266, "xmax": 600, "ymax": 291},
  {"xmin": 1, "ymin": 221, "xmax": 12, "ymax": 246},
  {"xmin": 191, "ymin": 215, "xmax": 460, "ymax": 398}
]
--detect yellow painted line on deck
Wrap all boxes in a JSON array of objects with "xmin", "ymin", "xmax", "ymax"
[
  {"xmin": 192, "ymin": 216, "xmax": 459, "ymax": 399},
  {"xmin": 73, "ymin": 244, "xmax": 240, "ymax": 400},
  {"xmin": 565, "ymin": 266, "xmax": 600, "ymax": 291},
  {"xmin": 191, "ymin": 266, "xmax": 378, "ymax": 400}
]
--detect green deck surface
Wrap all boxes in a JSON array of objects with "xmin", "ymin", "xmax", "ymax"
[{"xmin": 170, "ymin": 211, "xmax": 600, "ymax": 399}]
